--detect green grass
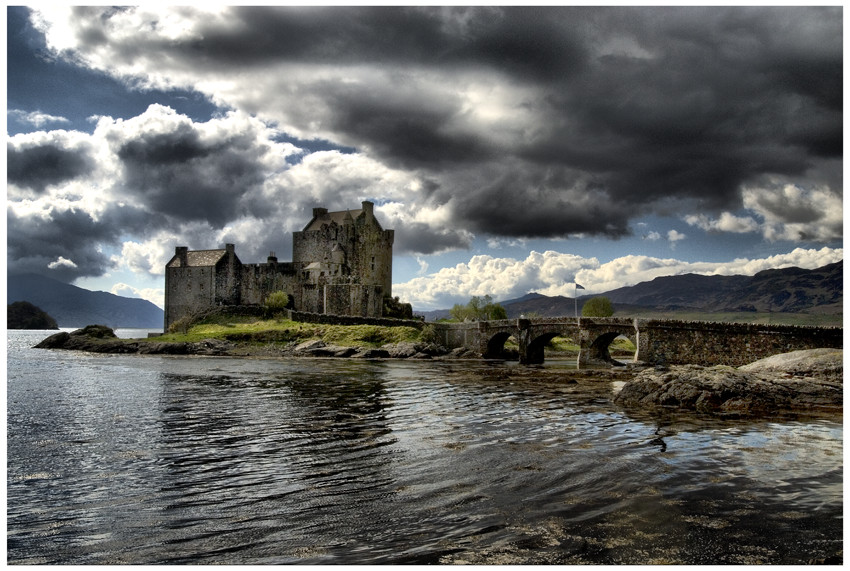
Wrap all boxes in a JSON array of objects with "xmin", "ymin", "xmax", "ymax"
[
  {"xmin": 154, "ymin": 314, "xmax": 422, "ymax": 347},
  {"xmin": 543, "ymin": 336, "xmax": 636, "ymax": 355}
]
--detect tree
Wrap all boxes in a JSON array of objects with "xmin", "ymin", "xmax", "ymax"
[
  {"xmin": 450, "ymin": 295, "xmax": 507, "ymax": 321},
  {"xmin": 581, "ymin": 296, "xmax": 614, "ymax": 317}
]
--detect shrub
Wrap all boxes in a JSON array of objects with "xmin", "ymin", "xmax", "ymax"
[
  {"xmin": 420, "ymin": 324, "xmax": 441, "ymax": 344},
  {"xmin": 383, "ymin": 295, "xmax": 414, "ymax": 319},
  {"xmin": 264, "ymin": 291, "xmax": 291, "ymax": 315}
]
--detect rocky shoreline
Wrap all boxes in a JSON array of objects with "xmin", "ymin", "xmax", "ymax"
[
  {"xmin": 614, "ymin": 348, "xmax": 843, "ymax": 415},
  {"xmin": 33, "ymin": 324, "xmax": 477, "ymax": 359},
  {"xmin": 35, "ymin": 326, "xmax": 842, "ymax": 415}
]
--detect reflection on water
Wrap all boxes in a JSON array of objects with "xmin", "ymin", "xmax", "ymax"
[{"xmin": 7, "ymin": 331, "xmax": 843, "ymax": 564}]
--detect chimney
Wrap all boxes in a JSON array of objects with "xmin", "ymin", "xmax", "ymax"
[
  {"xmin": 176, "ymin": 246, "xmax": 188, "ymax": 266},
  {"xmin": 268, "ymin": 251, "xmax": 278, "ymax": 264},
  {"xmin": 313, "ymin": 207, "xmax": 328, "ymax": 219},
  {"xmin": 362, "ymin": 200, "xmax": 374, "ymax": 218}
]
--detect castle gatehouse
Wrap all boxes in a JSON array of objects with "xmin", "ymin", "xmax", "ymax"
[{"xmin": 164, "ymin": 201, "xmax": 394, "ymax": 330}]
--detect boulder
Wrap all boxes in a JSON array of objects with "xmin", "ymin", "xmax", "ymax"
[
  {"xmin": 294, "ymin": 339, "xmax": 327, "ymax": 353},
  {"xmin": 191, "ymin": 338, "xmax": 236, "ymax": 356},
  {"xmin": 34, "ymin": 331, "xmax": 71, "ymax": 349},
  {"xmin": 72, "ymin": 324, "xmax": 117, "ymax": 339},
  {"xmin": 352, "ymin": 348, "xmax": 391, "ymax": 359},
  {"xmin": 615, "ymin": 349, "xmax": 842, "ymax": 415},
  {"xmin": 137, "ymin": 342, "xmax": 191, "ymax": 355},
  {"xmin": 739, "ymin": 348, "xmax": 842, "ymax": 381}
]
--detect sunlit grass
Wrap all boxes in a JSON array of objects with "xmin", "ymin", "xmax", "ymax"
[{"xmin": 156, "ymin": 315, "xmax": 422, "ymax": 347}]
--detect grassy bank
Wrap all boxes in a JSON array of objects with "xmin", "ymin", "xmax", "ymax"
[{"xmin": 152, "ymin": 314, "xmax": 423, "ymax": 347}]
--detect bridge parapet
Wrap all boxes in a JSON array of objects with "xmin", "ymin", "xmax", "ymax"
[{"xmin": 635, "ymin": 319, "xmax": 843, "ymax": 366}]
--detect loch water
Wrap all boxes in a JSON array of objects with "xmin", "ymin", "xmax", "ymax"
[{"xmin": 7, "ymin": 330, "xmax": 843, "ymax": 564}]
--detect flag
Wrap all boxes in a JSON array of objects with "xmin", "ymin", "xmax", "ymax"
[{"xmin": 575, "ymin": 283, "xmax": 585, "ymax": 290}]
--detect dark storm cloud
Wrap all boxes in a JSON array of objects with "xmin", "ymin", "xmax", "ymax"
[
  {"xmin": 391, "ymin": 222, "xmax": 473, "ymax": 256},
  {"xmin": 448, "ymin": 165, "xmax": 632, "ymax": 239},
  {"xmin": 7, "ymin": 203, "xmax": 152, "ymax": 281},
  {"xmin": 7, "ymin": 143, "xmax": 93, "ymax": 193},
  {"xmin": 506, "ymin": 6, "xmax": 842, "ymax": 216},
  {"xmin": 164, "ymin": 6, "xmax": 586, "ymax": 78},
  {"xmin": 323, "ymin": 86, "xmax": 494, "ymax": 168},
  {"xmin": 201, "ymin": 5, "xmax": 838, "ymax": 239},
  {"xmin": 117, "ymin": 125, "xmax": 267, "ymax": 226},
  {"xmin": 26, "ymin": 5, "xmax": 844, "ymax": 249}
]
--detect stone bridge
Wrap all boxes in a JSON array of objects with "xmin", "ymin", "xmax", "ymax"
[{"xmin": 431, "ymin": 317, "xmax": 842, "ymax": 367}]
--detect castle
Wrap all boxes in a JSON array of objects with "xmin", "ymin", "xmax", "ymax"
[{"xmin": 164, "ymin": 201, "xmax": 394, "ymax": 330}]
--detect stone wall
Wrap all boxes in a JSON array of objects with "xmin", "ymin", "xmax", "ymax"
[
  {"xmin": 429, "ymin": 322, "xmax": 480, "ymax": 349},
  {"xmin": 238, "ymin": 262, "xmax": 298, "ymax": 306},
  {"xmin": 165, "ymin": 265, "xmax": 216, "ymax": 328},
  {"xmin": 635, "ymin": 319, "xmax": 843, "ymax": 366}
]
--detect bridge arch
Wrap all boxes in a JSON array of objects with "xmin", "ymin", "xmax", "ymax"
[
  {"xmin": 522, "ymin": 331, "xmax": 562, "ymax": 365},
  {"xmin": 483, "ymin": 331, "xmax": 516, "ymax": 359},
  {"xmin": 578, "ymin": 321, "xmax": 638, "ymax": 368}
]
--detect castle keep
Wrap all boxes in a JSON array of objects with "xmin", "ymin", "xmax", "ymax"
[{"xmin": 164, "ymin": 201, "xmax": 394, "ymax": 329}]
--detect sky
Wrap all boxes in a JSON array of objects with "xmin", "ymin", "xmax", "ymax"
[{"xmin": 6, "ymin": 5, "xmax": 844, "ymax": 311}]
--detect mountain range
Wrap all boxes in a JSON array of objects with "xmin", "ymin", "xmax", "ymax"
[
  {"xmin": 417, "ymin": 261, "xmax": 843, "ymax": 321},
  {"xmin": 7, "ymin": 261, "xmax": 842, "ymax": 328},
  {"xmin": 7, "ymin": 273, "xmax": 164, "ymax": 328}
]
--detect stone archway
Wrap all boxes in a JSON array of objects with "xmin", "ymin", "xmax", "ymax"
[
  {"xmin": 484, "ymin": 331, "xmax": 515, "ymax": 359},
  {"xmin": 520, "ymin": 331, "xmax": 562, "ymax": 365},
  {"xmin": 578, "ymin": 329, "xmax": 637, "ymax": 368}
]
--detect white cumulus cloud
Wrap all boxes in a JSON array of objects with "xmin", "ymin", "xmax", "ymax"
[
  {"xmin": 8, "ymin": 109, "xmax": 70, "ymax": 127},
  {"xmin": 395, "ymin": 247, "xmax": 843, "ymax": 310},
  {"xmin": 110, "ymin": 282, "xmax": 165, "ymax": 309},
  {"xmin": 47, "ymin": 256, "xmax": 78, "ymax": 269}
]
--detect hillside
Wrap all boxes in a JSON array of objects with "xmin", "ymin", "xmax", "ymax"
[
  {"xmin": 7, "ymin": 273, "xmax": 164, "ymax": 328},
  {"xmin": 418, "ymin": 261, "xmax": 842, "ymax": 321},
  {"xmin": 601, "ymin": 261, "xmax": 842, "ymax": 314}
]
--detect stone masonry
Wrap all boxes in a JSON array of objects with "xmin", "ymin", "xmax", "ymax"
[
  {"xmin": 164, "ymin": 201, "xmax": 394, "ymax": 330},
  {"xmin": 430, "ymin": 317, "xmax": 842, "ymax": 367}
]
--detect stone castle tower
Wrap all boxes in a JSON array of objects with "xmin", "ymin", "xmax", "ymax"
[{"xmin": 164, "ymin": 201, "xmax": 393, "ymax": 329}]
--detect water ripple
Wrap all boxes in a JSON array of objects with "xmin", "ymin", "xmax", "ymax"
[{"xmin": 7, "ymin": 341, "xmax": 843, "ymax": 565}]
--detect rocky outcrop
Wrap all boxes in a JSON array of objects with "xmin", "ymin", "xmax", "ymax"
[
  {"xmin": 34, "ymin": 325, "xmax": 235, "ymax": 356},
  {"xmin": 34, "ymin": 325, "xmax": 138, "ymax": 353},
  {"xmin": 614, "ymin": 348, "xmax": 842, "ymax": 414},
  {"xmin": 380, "ymin": 341, "xmax": 446, "ymax": 359}
]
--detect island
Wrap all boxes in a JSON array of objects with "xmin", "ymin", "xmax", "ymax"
[{"xmin": 8, "ymin": 301, "xmax": 59, "ymax": 330}]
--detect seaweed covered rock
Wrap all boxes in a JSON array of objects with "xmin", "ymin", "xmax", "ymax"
[{"xmin": 34, "ymin": 325, "xmax": 135, "ymax": 353}]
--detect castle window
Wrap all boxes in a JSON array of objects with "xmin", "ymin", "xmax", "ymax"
[{"xmin": 371, "ymin": 256, "xmax": 375, "ymax": 271}]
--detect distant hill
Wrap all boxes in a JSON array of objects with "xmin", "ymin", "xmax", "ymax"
[
  {"xmin": 601, "ymin": 261, "xmax": 843, "ymax": 314},
  {"xmin": 417, "ymin": 261, "xmax": 843, "ymax": 320},
  {"xmin": 7, "ymin": 301, "xmax": 59, "ymax": 330},
  {"xmin": 7, "ymin": 273, "xmax": 164, "ymax": 328}
]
